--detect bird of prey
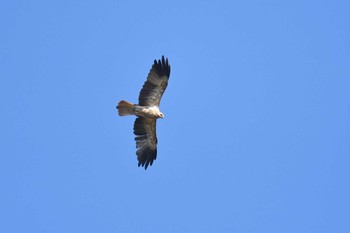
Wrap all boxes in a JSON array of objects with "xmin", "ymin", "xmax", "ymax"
[{"xmin": 116, "ymin": 56, "xmax": 171, "ymax": 169}]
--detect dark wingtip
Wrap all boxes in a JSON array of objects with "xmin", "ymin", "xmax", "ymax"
[
  {"xmin": 136, "ymin": 148, "xmax": 157, "ymax": 170},
  {"xmin": 161, "ymin": 55, "xmax": 165, "ymax": 67},
  {"xmin": 137, "ymin": 160, "xmax": 151, "ymax": 170},
  {"xmin": 154, "ymin": 55, "xmax": 170, "ymax": 78}
]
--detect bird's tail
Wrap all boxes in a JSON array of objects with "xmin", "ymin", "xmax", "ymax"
[{"xmin": 116, "ymin": 100, "xmax": 135, "ymax": 116}]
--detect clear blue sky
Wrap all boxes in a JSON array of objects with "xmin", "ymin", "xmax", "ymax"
[{"xmin": 1, "ymin": 1, "xmax": 349, "ymax": 232}]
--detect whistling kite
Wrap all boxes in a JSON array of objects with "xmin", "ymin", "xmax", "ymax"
[{"xmin": 116, "ymin": 56, "xmax": 171, "ymax": 169}]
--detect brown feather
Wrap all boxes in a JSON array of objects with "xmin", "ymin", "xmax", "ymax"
[
  {"xmin": 133, "ymin": 117, "xmax": 158, "ymax": 169},
  {"xmin": 138, "ymin": 56, "xmax": 171, "ymax": 107},
  {"xmin": 116, "ymin": 100, "xmax": 135, "ymax": 116}
]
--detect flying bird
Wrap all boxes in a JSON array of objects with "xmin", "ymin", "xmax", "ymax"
[{"xmin": 116, "ymin": 56, "xmax": 171, "ymax": 169}]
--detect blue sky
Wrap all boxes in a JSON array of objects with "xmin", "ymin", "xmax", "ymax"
[{"xmin": 1, "ymin": 0, "xmax": 349, "ymax": 232}]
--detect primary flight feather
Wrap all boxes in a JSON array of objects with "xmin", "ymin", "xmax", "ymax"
[{"xmin": 116, "ymin": 56, "xmax": 171, "ymax": 169}]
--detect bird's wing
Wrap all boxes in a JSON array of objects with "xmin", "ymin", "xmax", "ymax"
[
  {"xmin": 138, "ymin": 56, "xmax": 171, "ymax": 107},
  {"xmin": 133, "ymin": 117, "xmax": 158, "ymax": 169}
]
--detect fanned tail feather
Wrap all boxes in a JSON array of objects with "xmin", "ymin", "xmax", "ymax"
[{"xmin": 116, "ymin": 100, "xmax": 135, "ymax": 116}]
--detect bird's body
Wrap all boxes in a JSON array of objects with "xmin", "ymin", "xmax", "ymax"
[
  {"xmin": 116, "ymin": 56, "xmax": 171, "ymax": 169},
  {"xmin": 117, "ymin": 100, "xmax": 164, "ymax": 119}
]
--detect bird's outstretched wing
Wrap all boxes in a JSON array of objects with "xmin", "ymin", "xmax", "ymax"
[
  {"xmin": 138, "ymin": 56, "xmax": 171, "ymax": 107},
  {"xmin": 133, "ymin": 117, "xmax": 158, "ymax": 169}
]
